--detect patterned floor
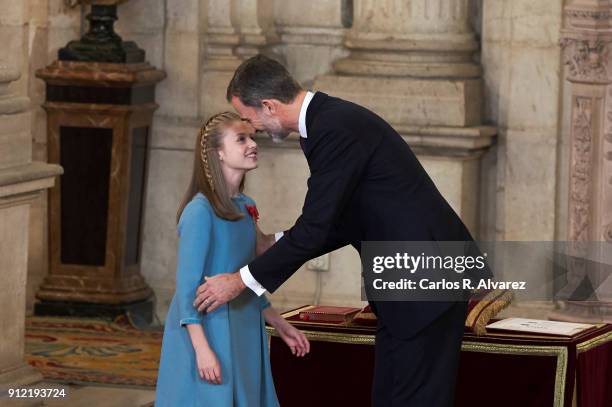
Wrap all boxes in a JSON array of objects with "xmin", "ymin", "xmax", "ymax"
[{"xmin": 24, "ymin": 316, "xmax": 162, "ymax": 388}]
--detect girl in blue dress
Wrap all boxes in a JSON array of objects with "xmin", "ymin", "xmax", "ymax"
[{"xmin": 155, "ymin": 112, "xmax": 310, "ymax": 406}]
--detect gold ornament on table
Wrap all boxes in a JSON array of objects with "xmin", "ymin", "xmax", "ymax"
[{"xmin": 59, "ymin": 0, "xmax": 145, "ymax": 63}]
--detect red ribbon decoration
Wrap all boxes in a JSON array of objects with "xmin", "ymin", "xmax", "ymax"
[{"xmin": 245, "ymin": 204, "xmax": 259, "ymax": 222}]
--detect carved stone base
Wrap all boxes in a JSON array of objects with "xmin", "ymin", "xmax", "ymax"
[
  {"xmin": 314, "ymin": 74, "xmax": 482, "ymax": 127},
  {"xmin": 0, "ymin": 363, "xmax": 43, "ymax": 393},
  {"xmin": 34, "ymin": 296, "xmax": 154, "ymax": 325}
]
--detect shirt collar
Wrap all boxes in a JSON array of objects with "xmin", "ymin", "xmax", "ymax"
[{"xmin": 298, "ymin": 91, "xmax": 315, "ymax": 139}]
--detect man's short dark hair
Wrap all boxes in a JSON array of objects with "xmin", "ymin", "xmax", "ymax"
[{"xmin": 226, "ymin": 54, "xmax": 302, "ymax": 107}]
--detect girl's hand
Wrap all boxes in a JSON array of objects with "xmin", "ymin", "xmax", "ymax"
[
  {"xmin": 195, "ymin": 347, "xmax": 222, "ymax": 384},
  {"xmin": 276, "ymin": 321, "xmax": 310, "ymax": 357}
]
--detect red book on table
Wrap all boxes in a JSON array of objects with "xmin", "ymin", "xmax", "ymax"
[{"xmin": 298, "ymin": 306, "xmax": 361, "ymax": 323}]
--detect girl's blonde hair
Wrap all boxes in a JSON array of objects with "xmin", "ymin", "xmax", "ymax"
[{"xmin": 176, "ymin": 111, "xmax": 245, "ymax": 223}]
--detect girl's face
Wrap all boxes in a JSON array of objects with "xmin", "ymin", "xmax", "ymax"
[{"xmin": 218, "ymin": 120, "xmax": 258, "ymax": 171}]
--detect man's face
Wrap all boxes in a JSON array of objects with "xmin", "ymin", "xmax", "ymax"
[{"xmin": 231, "ymin": 96, "xmax": 290, "ymax": 143}]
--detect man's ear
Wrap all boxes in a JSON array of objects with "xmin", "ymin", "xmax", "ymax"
[{"xmin": 260, "ymin": 99, "xmax": 277, "ymax": 115}]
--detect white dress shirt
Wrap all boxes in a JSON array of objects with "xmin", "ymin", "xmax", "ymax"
[{"xmin": 239, "ymin": 91, "xmax": 315, "ymax": 295}]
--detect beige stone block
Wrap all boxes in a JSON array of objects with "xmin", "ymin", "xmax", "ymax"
[
  {"xmin": 482, "ymin": 0, "xmax": 512, "ymax": 44},
  {"xmin": 501, "ymin": 130, "xmax": 557, "ymax": 240},
  {"xmin": 28, "ymin": 0, "xmax": 49, "ymax": 27},
  {"xmin": 481, "ymin": 41, "xmax": 511, "ymax": 126},
  {"xmin": 151, "ymin": 284, "xmax": 174, "ymax": 322},
  {"xmin": 319, "ymin": 246, "xmax": 365, "ymax": 308},
  {"xmin": 478, "ymin": 145, "xmax": 499, "ymax": 241},
  {"xmin": 274, "ymin": 0, "xmax": 344, "ymax": 29},
  {"xmin": 31, "ymin": 108, "xmax": 48, "ymax": 148},
  {"xmin": 157, "ymin": 32, "xmax": 200, "ymax": 118},
  {"xmin": 267, "ymin": 269, "xmax": 318, "ymax": 313},
  {"xmin": 47, "ymin": 27, "xmax": 80, "ymax": 62},
  {"xmin": 28, "ymin": 27, "xmax": 50, "ymax": 107},
  {"xmin": 117, "ymin": 0, "xmax": 165, "ymax": 32},
  {"xmin": 314, "ymin": 75, "xmax": 482, "ymax": 127},
  {"xmin": 47, "ymin": 0, "xmax": 81, "ymax": 29},
  {"xmin": 419, "ymin": 155, "xmax": 481, "ymax": 234},
  {"xmin": 26, "ymin": 192, "xmax": 47, "ymax": 315},
  {"xmin": 0, "ymin": 26, "xmax": 25, "ymax": 76},
  {"xmin": 506, "ymin": 47, "xmax": 561, "ymax": 130},
  {"xmin": 0, "ymin": 203, "xmax": 30, "ymax": 370},
  {"xmin": 166, "ymin": 0, "xmax": 199, "ymax": 32},
  {"xmin": 151, "ymin": 115, "xmax": 200, "ymax": 151},
  {"xmin": 206, "ymin": 0, "xmax": 234, "ymax": 33},
  {"xmin": 0, "ymin": 0, "xmax": 26, "ymax": 25},
  {"xmin": 140, "ymin": 149, "xmax": 192, "ymax": 291},
  {"xmin": 0, "ymin": 111, "xmax": 32, "ymax": 169},
  {"xmin": 509, "ymin": 0, "xmax": 562, "ymax": 48},
  {"xmin": 555, "ymin": 79, "xmax": 573, "ymax": 241},
  {"xmin": 282, "ymin": 43, "xmax": 349, "ymax": 86},
  {"xmin": 201, "ymin": 69, "xmax": 236, "ymax": 119}
]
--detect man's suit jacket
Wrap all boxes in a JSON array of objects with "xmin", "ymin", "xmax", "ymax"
[{"xmin": 248, "ymin": 92, "xmax": 474, "ymax": 339}]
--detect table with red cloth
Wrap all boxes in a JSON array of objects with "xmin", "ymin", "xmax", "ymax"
[{"xmin": 267, "ymin": 307, "xmax": 612, "ymax": 407}]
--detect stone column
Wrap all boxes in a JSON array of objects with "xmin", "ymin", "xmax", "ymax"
[
  {"xmin": 315, "ymin": 0, "xmax": 495, "ymax": 234},
  {"xmin": 336, "ymin": 0, "xmax": 479, "ymax": 78},
  {"xmin": 234, "ymin": 0, "xmax": 277, "ymax": 59},
  {"xmin": 200, "ymin": 0, "xmax": 243, "ymax": 118},
  {"xmin": 0, "ymin": 63, "xmax": 62, "ymax": 390},
  {"xmin": 201, "ymin": 0, "xmax": 277, "ymax": 117},
  {"xmin": 549, "ymin": 0, "xmax": 612, "ymax": 323},
  {"xmin": 274, "ymin": 0, "xmax": 349, "ymax": 85}
]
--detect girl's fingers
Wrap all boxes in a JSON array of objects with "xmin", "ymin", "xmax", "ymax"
[
  {"xmin": 213, "ymin": 366, "xmax": 221, "ymax": 384},
  {"xmin": 199, "ymin": 368, "xmax": 205, "ymax": 380},
  {"xmin": 204, "ymin": 369, "xmax": 214, "ymax": 384}
]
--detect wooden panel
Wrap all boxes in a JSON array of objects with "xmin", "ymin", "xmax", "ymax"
[{"xmin": 59, "ymin": 126, "xmax": 112, "ymax": 266}]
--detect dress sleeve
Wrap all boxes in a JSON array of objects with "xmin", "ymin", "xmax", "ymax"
[
  {"xmin": 175, "ymin": 201, "xmax": 213, "ymax": 326},
  {"xmin": 259, "ymin": 294, "xmax": 271, "ymax": 311}
]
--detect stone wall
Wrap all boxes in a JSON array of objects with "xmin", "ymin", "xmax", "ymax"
[
  {"xmin": 0, "ymin": 0, "xmax": 61, "ymax": 389},
  {"xmin": 11, "ymin": 0, "xmax": 82, "ymax": 314}
]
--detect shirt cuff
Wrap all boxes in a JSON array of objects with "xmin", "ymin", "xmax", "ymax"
[
  {"xmin": 239, "ymin": 265, "xmax": 267, "ymax": 296},
  {"xmin": 274, "ymin": 231, "xmax": 284, "ymax": 242}
]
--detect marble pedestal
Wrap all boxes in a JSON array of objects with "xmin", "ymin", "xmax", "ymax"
[{"xmin": 34, "ymin": 61, "xmax": 165, "ymax": 324}]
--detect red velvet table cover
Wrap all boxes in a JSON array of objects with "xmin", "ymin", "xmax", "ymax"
[{"xmin": 267, "ymin": 308, "xmax": 612, "ymax": 407}]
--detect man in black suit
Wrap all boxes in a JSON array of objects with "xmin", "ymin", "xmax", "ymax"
[{"xmin": 194, "ymin": 55, "xmax": 473, "ymax": 406}]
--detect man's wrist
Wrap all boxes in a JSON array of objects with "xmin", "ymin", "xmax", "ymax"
[
  {"xmin": 239, "ymin": 265, "xmax": 267, "ymax": 296},
  {"xmin": 234, "ymin": 271, "xmax": 246, "ymax": 290}
]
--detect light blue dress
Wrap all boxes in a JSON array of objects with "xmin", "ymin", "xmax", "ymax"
[{"xmin": 155, "ymin": 193, "xmax": 279, "ymax": 407}]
